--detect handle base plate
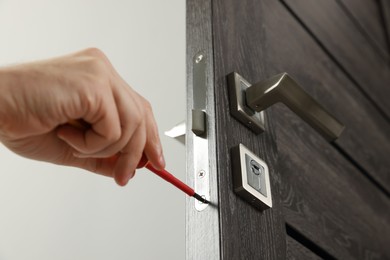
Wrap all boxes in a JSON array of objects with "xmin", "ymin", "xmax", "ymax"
[{"xmin": 227, "ymin": 72, "xmax": 265, "ymax": 134}]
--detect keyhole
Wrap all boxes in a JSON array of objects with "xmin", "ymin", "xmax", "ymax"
[{"xmin": 250, "ymin": 160, "xmax": 261, "ymax": 175}]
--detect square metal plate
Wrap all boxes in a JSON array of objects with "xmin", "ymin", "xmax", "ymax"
[
  {"xmin": 231, "ymin": 143, "xmax": 272, "ymax": 210},
  {"xmin": 227, "ymin": 72, "xmax": 265, "ymax": 134}
]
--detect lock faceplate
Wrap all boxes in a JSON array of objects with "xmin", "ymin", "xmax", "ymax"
[
  {"xmin": 231, "ymin": 144, "xmax": 272, "ymax": 210},
  {"xmin": 192, "ymin": 52, "xmax": 210, "ymax": 211}
]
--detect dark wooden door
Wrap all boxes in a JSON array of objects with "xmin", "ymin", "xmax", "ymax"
[{"xmin": 186, "ymin": 1, "xmax": 390, "ymax": 259}]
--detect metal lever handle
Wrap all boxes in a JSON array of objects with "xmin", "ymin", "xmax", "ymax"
[{"xmin": 245, "ymin": 73, "xmax": 344, "ymax": 142}]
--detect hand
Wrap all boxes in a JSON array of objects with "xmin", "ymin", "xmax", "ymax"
[{"xmin": 0, "ymin": 48, "xmax": 165, "ymax": 186}]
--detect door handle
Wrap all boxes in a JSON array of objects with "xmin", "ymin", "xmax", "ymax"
[{"xmin": 227, "ymin": 72, "xmax": 345, "ymax": 142}]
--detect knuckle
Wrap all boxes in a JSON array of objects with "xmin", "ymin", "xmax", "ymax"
[
  {"xmin": 84, "ymin": 92, "xmax": 96, "ymax": 108},
  {"xmin": 132, "ymin": 111, "xmax": 143, "ymax": 128},
  {"xmin": 143, "ymin": 99, "xmax": 153, "ymax": 112},
  {"xmin": 78, "ymin": 76, "xmax": 108, "ymax": 107},
  {"xmin": 83, "ymin": 47, "xmax": 106, "ymax": 59},
  {"xmin": 79, "ymin": 89, "xmax": 99, "ymax": 116},
  {"xmin": 89, "ymin": 58, "xmax": 108, "ymax": 75},
  {"xmin": 81, "ymin": 49, "xmax": 110, "ymax": 76}
]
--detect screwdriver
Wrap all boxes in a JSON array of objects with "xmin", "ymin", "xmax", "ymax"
[
  {"xmin": 144, "ymin": 162, "xmax": 209, "ymax": 204},
  {"xmin": 67, "ymin": 120, "xmax": 209, "ymax": 204}
]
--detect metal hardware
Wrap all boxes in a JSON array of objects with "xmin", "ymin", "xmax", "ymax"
[
  {"xmin": 165, "ymin": 121, "xmax": 186, "ymax": 145},
  {"xmin": 195, "ymin": 54, "xmax": 204, "ymax": 63},
  {"xmin": 193, "ymin": 52, "xmax": 210, "ymax": 211},
  {"xmin": 227, "ymin": 72, "xmax": 345, "ymax": 142},
  {"xmin": 231, "ymin": 144, "xmax": 272, "ymax": 210},
  {"xmin": 192, "ymin": 109, "xmax": 206, "ymax": 136},
  {"xmin": 227, "ymin": 73, "xmax": 265, "ymax": 134},
  {"xmin": 164, "ymin": 117, "xmax": 207, "ymax": 143},
  {"xmin": 198, "ymin": 170, "xmax": 206, "ymax": 178}
]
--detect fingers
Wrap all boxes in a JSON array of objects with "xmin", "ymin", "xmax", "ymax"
[
  {"xmin": 68, "ymin": 83, "xmax": 142, "ymax": 159},
  {"xmin": 137, "ymin": 153, "xmax": 149, "ymax": 169},
  {"xmin": 108, "ymin": 87, "xmax": 166, "ymax": 184},
  {"xmin": 57, "ymin": 90, "xmax": 122, "ymax": 155},
  {"xmin": 57, "ymin": 89, "xmax": 164, "ymax": 186},
  {"xmin": 55, "ymin": 49, "xmax": 165, "ymax": 185},
  {"xmin": 109, "ymin": 91, "xmax": 164, "ymax": 185},
  {"xmin": 113, "ymin": 121, "xmax": 147, "ymax": 186},
  {"xmin": 142, "ymin": 102, "xmax": 165, "ymax": 170}
]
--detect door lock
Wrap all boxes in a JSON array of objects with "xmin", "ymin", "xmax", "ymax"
[{"xmin": 231, "ymin": 144, "xmax": 272, "ymax": 210}]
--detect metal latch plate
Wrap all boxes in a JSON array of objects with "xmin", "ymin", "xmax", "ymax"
[{"xmin": 193, "ymin": 52, "xmax": 210, "ymax": 211}]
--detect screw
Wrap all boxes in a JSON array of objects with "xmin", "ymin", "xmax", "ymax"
[
  {"xmin": 195, "ymin": 54, "xmax": 204, "ymax": 63},
  {"xmin": 198, "ymin": 170, "xmax": 206, "ymax": 178}
]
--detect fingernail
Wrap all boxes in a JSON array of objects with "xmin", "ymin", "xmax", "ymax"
[
  {"xmin": 115, "ymin": 178, "xmax": 125, "ymax": 187},
  {"xmin": 159, "ymin": 154, "xmax": 166, "ymax": 168},
  {"xmin": 123, "ymin": 171, "xmax": 135, "ymax": 186}
]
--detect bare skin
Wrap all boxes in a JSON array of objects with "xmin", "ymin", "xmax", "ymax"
[{"xmin": 0, "ymin": 48, "xmax": 165, "ymax": 186}]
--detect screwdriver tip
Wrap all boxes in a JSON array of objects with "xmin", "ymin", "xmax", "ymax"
[{"xmin": 193, "ymin": 193, "xmax": 210, "ymax": 204}]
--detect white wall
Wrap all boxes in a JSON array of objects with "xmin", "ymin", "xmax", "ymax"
[{"xmin": 0, "ymin": 1, "xmax": 186, "ymax": 259}]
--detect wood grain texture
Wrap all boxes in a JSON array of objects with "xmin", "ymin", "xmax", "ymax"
[
  {"xmin": 276, "ymin": 104, "xmax": 390, "ymax": 259},
  {"xmin": 339, "ymin": 0, "xmax": 389, "ymax": 57},
  {"xmin": 211, "ymin": 0, "xmax": 390, "ymax": 259},
  {"xmin": 286, "ymin": 236, "xmax": 322, "ymax": 260},
  {"xmin": 280, "ymin": 0, "xmax": 390, "ymax": 194},
  {"xmin": 212, "ymin": 0, "xmax": 287, "ymax": 258},
  {"xmin": 284, "ymin": 0, "xmax": 390, "ymax": 118},
  {"xmin": 381, "ymin": 0, "xmax": 390, "ymax": 45},
  {"xmin": 186, "ymin": 1, "xmax": 220, "ymax": 259}
]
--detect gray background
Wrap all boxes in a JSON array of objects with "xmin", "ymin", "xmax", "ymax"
[{"xmin": 0, "ymin": 0, "xmax": 185, "ymax": 259}]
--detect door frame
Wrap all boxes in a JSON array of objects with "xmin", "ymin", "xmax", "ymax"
[{"xmin": 186, "ymin": 0, "xmax": 220, "ymax": 259}]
